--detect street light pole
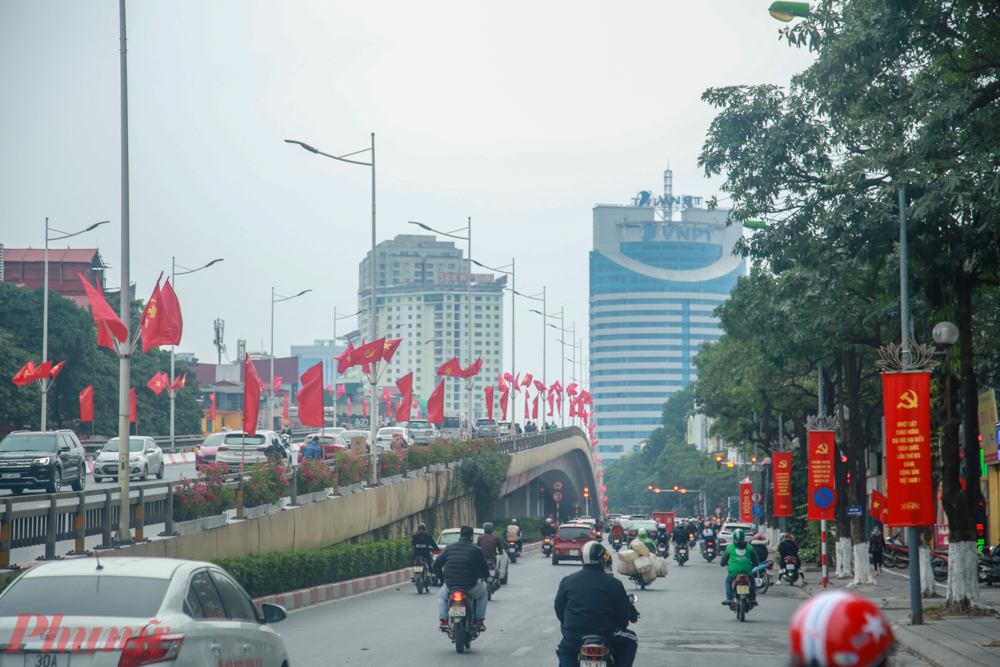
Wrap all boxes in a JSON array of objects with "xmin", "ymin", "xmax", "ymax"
[{"xmin": 270, "ymin": 288, "xmax": 312, "ymax": 431}]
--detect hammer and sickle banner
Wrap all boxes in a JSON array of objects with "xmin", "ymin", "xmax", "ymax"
[
  {"xmin": 739, "ymin": 480, "xmax": 753, "ymax": 523},
  {"xmin": 882, "ymin": 372, "xmax": 934, "ymax": 526},
  {"xmin": 772, "ymin": 452, "xmax": 793, "ymax": 517},
  {"xmin": 807, "ymin": 430, "xmax": 835, "ymax": 521}
]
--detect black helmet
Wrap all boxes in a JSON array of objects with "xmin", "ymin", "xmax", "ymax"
[{"xmin": 417, "ymin": 523, "xmax": 426, "ymax": 531}]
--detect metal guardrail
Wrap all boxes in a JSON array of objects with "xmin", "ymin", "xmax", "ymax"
[
  {"xmin": 0, "ymin": 427, "xmax": 589, "ymax": 567},
  {"xmin": 80, "ymin": 428, "xmax": 316, "ymax": 456}
]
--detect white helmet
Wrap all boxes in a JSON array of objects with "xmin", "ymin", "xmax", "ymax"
[
  {"xmin": 658, "ymin": 523, "xmax": 666, "ymax": 530},
  {"xmin": 581, "ymin": 541, "xmax": 611, "ymax": 568}
]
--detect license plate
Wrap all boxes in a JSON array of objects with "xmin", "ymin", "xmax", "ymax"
[
  {"xmin": 449, "ymin": 606, "xmax": 466, "ymax": 617},
  {"xmin": 570, "ymin": 550, "xmax": 579, "ymax": 556},
  {"xmin": 737, "ymin": 585, "xmax": 750, "ymax": 594},
  {"xmin": 24, "ymin": 655, "xmax": 69, "ymax": 667},
  {"xmin": 413, "ymin": 567, "xmax": 424, "ymax": 573},
  {"xmin": 2, "ymin": 473, "xmax": 19, "ymax": 479},
  {"xmin": 584, "ymin": 662, "xmax": 606, "ymax": 667},
  {"xmin": 788, "ymin": 564, "xmax": 796, "ymax": 570}
]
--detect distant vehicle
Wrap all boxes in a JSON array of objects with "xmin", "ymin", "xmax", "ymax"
[
  {"xmin": 718, "ymin": 521, "xmax": 756, "ymax": 547},
  {"xmin": 440, "ymin": 410, "xmax": 463, "ymax": 439},
  {"xmin": 340, "ymin": 430, "xmax": 371, "ymax": 451},
  {"xmin": 497, "ymin": 422, "xmax": 512, "ymax": 436},
  {"xmin": 0, "ymin": 430, "xmax": 87, "ymax": 494},
  {"xmin": 552, "ymin": 523, "xmax": 593, "ymax": 565},
  {"xmin": 215, "ymin": 430, "xmax": 283, "ymax": 472},
  {"xmin": 474, "ymin": 418, "xmax": 500, "ymax": 438},
  {"xmin": 94, "ymin": 436, "xmax": 165, "ymax": 482},
  {"xmin": 0, "ymin": 557, "xmax": 290, "ymax": 665},
  {"xmin": 376, "ymin": 426, "xmax": 412, "ymax": 450},
  {"xmin": 296, "ymin": 432, "xmax": 348, "ymax": 458},
  {"xmin": 437, "ymin": 527, "xmax": 509, "ymax": 585},
  {"xmin": 195, "ymin": 432, "xmax": 226, "ymax": 470},
  {"xmin": 403, "ymin": 420, "xmax": 438, "ymax": 445}
]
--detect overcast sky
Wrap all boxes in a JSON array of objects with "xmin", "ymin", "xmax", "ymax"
[{"xmin": 0, "ymin": 1, "xmax": 814, "ymax": 388}]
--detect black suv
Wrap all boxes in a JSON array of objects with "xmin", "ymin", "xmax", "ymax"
[{"xmin": 0, "ymin": 430, "xmax": 87, "ymax": 494}]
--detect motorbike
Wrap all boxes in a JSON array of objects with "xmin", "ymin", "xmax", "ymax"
[
  {"xmin": 780, "ymin": 556, "xmax": 800, "ymax": 585},
  {"xmin": 444, "ymin": 587, "xmax": 481, "ymax": 653},
  {"xmin": 485, "ymin": 560, "xmax": 499, "ymax": 600},
  {"xmin": 411, "ymin": 550, "xmax": 432, "ymax": 594},
  {"xmin": 656, "ymin": 541, "xmax": 668, "ymax": 558},
  {"xmin": 611, "ymin": 535, "xmax": 623, "ymax": 552},
  {"xmin": 703, "ymin": 540, "xmax": 717, "ymax": 563},
  {"xmin": 930, "ymin": 550, "xmax": 948, "ymax": 582},
  {"xmin": 577, "ymin": 595, "xmax": 639, "ymax": 667},
  {"xmin": 674, "ymin": 542, "xmax": 689, "ymax": 566},
  {"xmin": 542, "ymin": 537, "xmax": 553, "ymax": 557},
  {"xmin": 981, "ymin": 562, "xmax": 1000, "ymax": 586},
  {"xmin": 596, "ymin": 530, "xmax": 604, "ymax": 543},
  {"xmin": 884, "ymin": 533, "xmax": 909, "ymax": 569},
  {"xmin": 729, "ymin": 572, "xmax": 755, "ymax": 622},
  {"xmin": 752, "ymin": 560, "xmax": 772, "ymax": 594},
  {"xmin": 508, "ymin": 541, "xmax": 520, "ymax": 563},
  {"xmin": 628, "ymin": 573, "xmax": 650, "ymax": 590}
]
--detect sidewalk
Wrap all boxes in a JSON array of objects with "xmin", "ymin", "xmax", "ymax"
[{"xmin": 797, "ymin": 564, "xmax": 1000, "ymax": 667}]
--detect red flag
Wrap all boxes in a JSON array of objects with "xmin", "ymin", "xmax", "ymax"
[
  {"xmin": 147, "ymin": 372, "xmax": 167, "ymax": 395},
  {"xmin": 79, "ymin": 385, "xmax": 94, "ymax": 422},
  {"xmin": 579, "ymin": 390, "xmax": 592, "ymax": 404},
  {"xmin": 283, "ymin": 395, "xmax": 289, "ymax": 421},
  {"xmin": 522, "ymin": 373, "xmax": 533, "ymax": 387},
  {"xmin": 363, "ymin": 398, "xmax": 369, "ymax": 419},
  {"xmin": 485, "ymin": 386, "xmax": 494, "ymax": 424},
  {"xmin": 395, "ymin": 373, "xmax": 413, "ymax": 422},
  {"xmin": 78, "ymin": 272, "xmax": 127, "ymax": 349},
  {"xmin": 382, "ymin": 338, "xmax": 402, "ymax": 362},
  {"xmin": 566, "ymin": 383, "xmax": 579, "ymax": 397},
  {"xmin": 428, "ymin": 380, "xmax": 445, "ymax": 424},
  {"xmin": 335, "ymin": 343, "xmax": 354, "ymax": 374},
  {"xmin": 297, "ymin": 362, "xmax": 324, "ymax": 428},
  {"xmin": 556, "ymin": 393, "xmax": 562, "ymax": 413},
  {"xmin": 325, "ymin": 384, "xmax": 333, "ymax": 396},
  {"xmin": 503, "ymin": 372, "xmax": 514, "ymax": 383},
  {"xmin": 273, "ymin": 376, "xmax": 283, "ymax": 393},
  {"xmin": 129, "ymin": 387, "xmax": 136, "ymax": 423},
  {"xmin": 533, "ymin": 380, "xmax": 546, "ymax": 393},
  {"xmin": 569, "ymin": 399, "xmax": 577, "ymax": 418},
  {"xmin": 500, "ymin": 386, "xmax": 509, "ymax": 422},
  {"xmin": 882, "ymin": 372, "xmax": 934, "ymax": 526},
  {"xmin": 871, "ymin": 491, "xmax": 889, "ymax": 524},
  {"xmin": 498, "ymin": 372, "xmax": 508, "ymax": 392},
  {"xmin": 547, "ymin": 392, "xmax": 554, "ymax": 417},
  {"xmin": 140, "ymin": 278, "xmax": 166, "ymax": 353},
  {"xmin": 28, "ymin": 361, "xmax": 52, "ymax": 382},
  {"xmin": 11, "ymin": 361, "xmax": 36, "ymax": 387},
  {"xmin": 157, "ymin": 278, "xmax": 184, "ymax": 346},
  {"xmin": 347, "ymin": 397, "xmax": 352, "ymax": 416},
  {"xmin": 381, "ymin": 388, "xmax": 391, "ymax": 402},
  {"xmin": 772, "ymin": 452, "xmax": 793, "ymax": 517},
  {"xmin": 243, "ymin": 354, "xmax": 262, "ymax": 436},
  {"xmin": 459, "ymin": 358, "xmax": 483, "ymax": 379},
  {"xmin": 337, "ymin": 384, "xmax": 346, "ymax": 399},
  {"xmin": 524, "ymin": 391, "xmax": 531, "ymax": 420},
  {"xmin": 49, "ymin": 361, "xmax": 66, "ymax": 380},
  {"xmin": 352, "ymin": 338, "xmax": 386, "ymax": 369},
  {"xmin": 437, "ymin": 357, "xmax": 462, "ymax": 377},
  {"xmin": 532, "ymin": 394, "xmax": 539, "ymax": 419},
  {"xmin": 208, "ymin": 392, "xmax": 216, "ymax": 421}
]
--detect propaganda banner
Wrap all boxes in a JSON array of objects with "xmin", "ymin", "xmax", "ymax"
[
  {"xmin": 772, "ymin": 452, "xmax": 793, "ymax": 517},
  {"xmin": 739, "ymin": 480, "xmax": 753, "ymax": 524},
  {"xmin": 807, "ymin": 430, "xmax": 835, "ymax": 521},
  {"xmin": 882, "ymin": 372, "xmax": 934, "ymax": 526},
  {"xmin": 978, "ymin": 389, "xmax": 998, "ymax": 464}
]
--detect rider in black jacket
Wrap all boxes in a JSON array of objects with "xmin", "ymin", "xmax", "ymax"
[
  {"xmin": 554, "ymin": 541, "xmax": 638, "ymax": 667},
  {"xmin": 432, "ymin": 526, "xmax": 491, "ymax": 632},
  {"xmin": 541, "ymin": 519, "xmax": 557, "ymax": 539},
  {"xmin": 411, "ymin": 523, "xmax": 439, "ymax": 566}
]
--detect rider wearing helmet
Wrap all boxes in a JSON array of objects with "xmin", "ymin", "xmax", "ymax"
[
  {"xmin": 789, "ymin": 591, "xmax": 894, "ymax": 667},
  {"xmin": 410, "ymin": 522, "xmax": 439, "ymax": 568},
  {"xmin": 477, "ymin": 522, "xmax": 506, "ymax": 566},
  {"xmin": 635, "ymin": 529, "xmax": 657, "ymax": 554},
  {"xmin": 505, "ymin": 518, "xmax": 523, "ymax": 552},
  {"xmin": 720, "ymin": 528, "xmax": 760, "ymax": 606},
  {"xmin": 541, "ymin": 518, "xmax": 557, "ymax": 539},
  {"xmin": 655, "ymin": 523, "xmax": 669, "ymax": 547},
  {"xmin": 610, "ymin": 519, "xmax": 624, "ymax": 541},
  {"xmin": 778, "ymin": 532, "xmax": 806, "ymax": 582},
  {"xmin": 671, "ymin": 519, "xmax": 690, "ymax": 555},
  {"xmin": 750, "ymin": 533, "xmax": 769, "ymax": 564},
  {"xmin": 432, "ymin": 526, "xmax": 490, "ymax": 632},
  {"xmin": 554, "ymin": 541, "xmax": 639, "ymax": 667}
]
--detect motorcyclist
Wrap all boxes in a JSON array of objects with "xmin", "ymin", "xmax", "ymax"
[
  {"xmin": 778, "ymin": 532, "xmax": 806, "ymax": 582},
  {"xmin": 610, "ymin": 520, "xmax": 624, "ymax": 544},
  {"xmin": 300, "ymin": 434, "xmax": 324, "ymax": 461},
  {"xmin": 789, "ymin": 591, "xmax": 894, "ymax": 667},
  {"xmin": 554, "ymin": 541, "xmax": 638, "ymax": 667},
  {"xmin": 720, "ymin": 528, "xmax": 760, "ymax": 606},
  {"xmin": 477, "ymin": 522, "xmax": 507, "ymax": 567},
  {"xmin": 671, "ymin": 520, "xmax": 690, "ymax": 556},
  {"xmin": 411, "ymin": 522, "xmax": 439, "ymax": 573},
  {"xmin": 635, "ymin": 529, "xmax": 656, "ymax": 554},
  {"xmin": 432, "ymin": 525, "xmax": 490, "ymax": 632},
  {"xmin": 702, "ymin": 523, "xmax": 716, "ymax": 552},
  {"xmin": 654, "ymin": 524, "xmax": 670, "ymax": 553},
  {"xmin": 505, "ymin": 519, "xmax": 523, "ymax": 553},
  {"xmin": 750, "ymin": 533, "xmax": 769, "ymax": 564},
  {"xmin": 541, "ymin": 518, "xmax": 557, "ymax": 540}
]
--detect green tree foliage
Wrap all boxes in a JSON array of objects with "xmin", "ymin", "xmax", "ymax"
[{"xmin": 453, "ymin": 447, "xmax": 511, "ymax": 523}]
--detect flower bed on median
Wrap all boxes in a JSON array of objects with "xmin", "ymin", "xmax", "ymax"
[
  {"xmin": 214, "ymin": 538, "xmax": 412, "ymax": 598},
  {"xmin": 296, "ymin": 458, "xmax": 334, "ymax": 493},
  {"xmin": 173, "ymin": 462, "xmax": 235, "ymax": 522}
]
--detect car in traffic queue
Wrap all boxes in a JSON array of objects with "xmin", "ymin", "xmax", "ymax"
[
  {"xmin": 94, "ymin": 436, "xmax": 165, "ymax": 483},
  {"xmin": 293, "ymin": 432, "xmax": 348, "ymax": 459},
  {"xmin": 718, "ymin": 521, "xmax": 756, "ymax": 547},
  {"xmin": 474, "ymin": 418, "xmax": 500, "ymax": 439},
  {"xmin": 215, "ymin": 430, "xmax": 284, "ymax": 473},
  {"xmin": 0, "ymin": 556, "xmax": 290, "ymax": 666},
  {"xmin": 375, "ymin": 426, "xmax": 412, "ymax": 451},
  {"xmin": 0, "ymin": 430, "xmax": 88, "ymax": 495},
  {"xmin": 194, "ymin": 432, "xmax": 226, "ymax": 471},
  {"xmin": 552, "ymin": 523, "xmax": 595, "ymax": 565},
  {"xmin": 402, "ymin": 420, "xmax": 438, "ymax": 445},
  {"xmin": 339, "ymin": 430, "xmax": 371, "ymax": 452},
  {"xmin": 437, "ymin": 527, "xmax": 510, "ymax": 585}
]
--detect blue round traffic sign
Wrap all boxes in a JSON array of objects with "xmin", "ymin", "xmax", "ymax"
[{"xmin": 814, "ymin": 487, "xmax": 837, "ymax": 508}]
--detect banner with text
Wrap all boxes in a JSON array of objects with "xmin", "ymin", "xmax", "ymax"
[
  {"xmin": 740, "ymin": 480, "xmax": 753, "ymax": 524},
  {"xmin": 807, "ymin": 430, "xmax": 835, "ymax": 521},
  {"xmin": 882, "ymin": 372, "xmax": 934, "ymax": 526},
  {"xmin": 772, "ymin": 452, "xmax": 793, "ymax": 517}
]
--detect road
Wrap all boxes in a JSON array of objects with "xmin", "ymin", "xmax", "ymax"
[
  {"xmin": 0, "ymin": 462, "xmax": 196, "ymax": 498},
  {"xmin": 275, "ymin": 546, "xmax": 931, "ymax": 666}
]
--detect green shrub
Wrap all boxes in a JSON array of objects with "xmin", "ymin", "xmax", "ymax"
[
  {"xmin": 296, "ymin": 459, "xmax": 333, "ymax": 493},
  {"xmin": 214, "ymin": 538, "xmax": 412, "ymax": 598},
  {"xmin": 243, "ymin": 459, "xmax": 289, "ymax": 508},
  {"xmin": 172, "ymin": 462, "xmax": 235, "ymax": 522},
  {"xmin": 453, "ymin": 447, "xmax": 510, "ymax": 522},
  {"xmin": 493, "ymin": 517, "xmax": 545, "ymax": 543}
]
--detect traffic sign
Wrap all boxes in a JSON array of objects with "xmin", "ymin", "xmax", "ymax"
[
  {"xmin": 552, "ymin": 491, "xmax": 564, "ymax": 503},
  {"xmin": 552, "ymin": 480, "xmax": 564, "ymax": 491},
  {"xmin": 846, "ymin": 505, "xmax": 863, "ymax": 517},
  {"xmin": 813, "ymin": 486, "xmax": 837, "ymax": 508},
  {"xmin": 714, "ymin": 508, "xmax": 721, "ymax": 516},
  {"xmin": 751, "ymin": 492, "xmax": 762, "ymax": 503},
  {"xmin": 752, "ymin": 504, "xmax": 762, "ymax": 516}
]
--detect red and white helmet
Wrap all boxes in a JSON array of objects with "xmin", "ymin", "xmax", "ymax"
[{"xmin": 789, "ymin": 591, "xmax": 894, "ymax": 667}]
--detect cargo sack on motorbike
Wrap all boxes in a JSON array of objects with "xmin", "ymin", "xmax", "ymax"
[
  {"xmin": 618, "ymin": 549, "xmax": 639, "ymax": 562},
  {"xmin": 629, "ymin": 539, "xmax": 650, "ymax": 557},
  {"xmin": 617, "ymin": 558, "xmax": 639, "ymax": 575},
  {"xmin": 648, "ymin": 554, "xmax": 668, "ymax": 577},
  {"xmin": 633, "ymin": 555, "xmax": 653, "ymax": 574},
  {"xmin": 642, "ymin": 568, "xmax": 658, "ymax": 585}
]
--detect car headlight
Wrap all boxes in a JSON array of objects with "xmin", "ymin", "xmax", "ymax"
[
  {"xmin": 130, "ymin": 456, "xmax": 140, "ymax": 463},
  {"xmin": 35, "ymin": 457, "xmax": 50, "ymax": 465}
]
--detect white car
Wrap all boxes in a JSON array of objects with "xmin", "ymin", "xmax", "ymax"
[
  {"xmin": 94, "ymin": 436, "xmax": 164, "ymax": 482},
  {"xmin": 375, "ymin": 426, "xmax": 412, "ymax": 451},
  {"xmin": 717, "ymin": 521, "xmax": 756, "ymax": 547},
  {"xmin": 215, "ymin": 430, "xmax": 284, "ymax": 472},
  {"xmin": 0, "ymin": 557, "xmax": 289, "ymax": 665},
  {"xmin": 340, "ymin": 430, "xmax": 371, "ymax": 452},
  {"xmin": 437, "ymin": 527, "xmax": 510, "ymax": 585}
]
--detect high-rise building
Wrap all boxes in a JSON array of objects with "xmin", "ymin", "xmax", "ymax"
[
  {"xmin": 589, "ymin": 184, "xmax": 745, "ymax": 461},
  {"xmin": 358, "ymin": 234, "xmax": 505, "ymax": 420}
]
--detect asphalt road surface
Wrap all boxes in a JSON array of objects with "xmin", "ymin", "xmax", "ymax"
[{"xmin": 276, "ymin": 545, "xmax": 931, "ymax": 667}]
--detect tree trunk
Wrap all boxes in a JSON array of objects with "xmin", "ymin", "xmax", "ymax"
[
  {"xmin": 918, "ymin": 527, "xmax": 937, "ymax": 597},
  {"xmin": 835, "ymin": 537, "xmax": 853, "ymax": 578},
  {"xmin": 849, "ymin": 541, "xmax": 876, "ymax": 586}
]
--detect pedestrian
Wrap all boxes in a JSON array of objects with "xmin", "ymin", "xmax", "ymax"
[{"xmin": 869, "ymin": 528, "xmax": 885, "ymax": 575}]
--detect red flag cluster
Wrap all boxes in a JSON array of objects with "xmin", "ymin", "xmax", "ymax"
[
  {"xmin": 337, "ymin": 337, "xmax": 401, "ymax": 374},
  {"xmin": 436, "ymin": 357, "xmax": 483, "ymax": 378},
  {"xmin": 78, "ymin": 272, "xmax": 128, "ymax": 349},
  {"xmin": 140, "ymin": 277, "xmax": 184, "ymax": 353},
  {"xmin": 11, "ymin": 360, "xmax": 65, "ymax": 386},
  {"xmin": 147, "ymin": 372, "xmax": 169, "ymax": 396}
]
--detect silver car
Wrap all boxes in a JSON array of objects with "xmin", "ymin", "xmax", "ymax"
[
  {"xmin": 94, "ymin": 436, "xmax": 164, "ymax": 482},
  {"xmin": 0, "ymin": 556, "xmax": 289, "ymax": 665},
  {"xmin": 403, "ymin": 420, "xmax": 438, "ymax": 445},
  {"xmin": 216, "ymin": 430, "xmax": 283, "ymax": 472}
]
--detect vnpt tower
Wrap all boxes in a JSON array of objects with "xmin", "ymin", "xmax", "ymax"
[{"xmin": 589, "ymin": 195, "xmax": 745, "ymax": 461}]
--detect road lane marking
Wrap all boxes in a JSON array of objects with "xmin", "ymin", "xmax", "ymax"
[
  {"xmin": 512, "ymin": 647, "xmax": 532, "ymax": 656},
  {"xmin": 543, "ymin": 627, "xmax": 557, "ymax": 633}
]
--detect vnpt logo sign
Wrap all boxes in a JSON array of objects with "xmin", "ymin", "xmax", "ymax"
[{"xmin": 641, "ymin": 224, "xmax": 716, "ymax": 243}]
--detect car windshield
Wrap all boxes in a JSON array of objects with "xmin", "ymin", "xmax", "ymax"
[
  {"xmin": 0, "ymin": 433, "xmax": 58, "ymax": 452},
  {"xmin": 559, "ymin": 527, "xmax": 592, "ymax": 540},
  {"xmin": 223, "ymin": 433, "xmax": 267, "ymax": 446},
  {"xmin": 0, "ymin": 576, "xmax": 169, "ymax": 617},
  {"xmin": 102, "ymin": 438, "xmax": 145, "ymax": 453},
  {"xmin": 377, "ymin": 428, "xmax": 401, "ymax": 438},
  {"xmin": 409, "ymin": 422, "xmax": 431, "ymax": 429},
  {"xmin": 202, "ymin": 433, "xmax": 225, "ymax": 448},
  {"xmin": 632, "ymin": 522, "xmax": 659, "ymax": 533},
  {"xmin": 342, "ymin": 432, "xmax": 368, "ymax": 441},
  {"xmin": 476, "ymin": 419, "xmax": 494, "ymax": 426},
  {"xmin": 437, "ymin": 532, "xmax": 460, "ymax": 545}
]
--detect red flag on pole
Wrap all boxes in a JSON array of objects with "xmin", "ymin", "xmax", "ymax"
[
  {"xmin": 522, "ymin": 373, "xmax": 533, "ymax": 388},
  {"xmin": 79, "ymin": 385, "xmax": 94, "ymax": 422},
  {"xmin": 533, "ymin": 380, "xmax": 546, "ymax": 393},
  {"xmin": 28, "ymin": 361, "xmax": 52, "ymax": 382},
  {"xmin": 428, "ymin": 380, "xmax": 445, "ymax": 424},
  {"xmin": 524, "ymin": 391, "xmax": 531, "ymax": 420},
  {"xmin": 485, "ymin": 386, "xmax": 494, "ymax": 424},
  {"xmin": 49, "ymin": 361, "xmax": 66, "ymax": 380},
  {"xmin": 283, "ymin": 395, "xmax": 289, "ymax": 421},
  {"xmin": 78, "ymin": 272, "xmax": 127, "ymax": 349},
  {"xmin": 740, "ymin": 479, "xmax": 753, "ymax": 523},
  {"xmin": 157, "ymin": 278, "xmax": 184, "ymax": 346},
  {"xmin": 297, "ymin": 362, "xmax": 324, "ymax": 428},
  {"xmin": 337, "ymin": 384, "xmax": 346, "ymax": 399},
  {"xmin": 532, "ymin": 394, "xmax": 539, "ymax": 419},
  {"xmin": 362, "ymin": 398, "xmax": 368, "ymax": 419},
  {"xmin": 882, "ymin": 371, "xmax": 934, "ymax": 526},
  {"xmin": 772, "ymin": 452, "xmax": 793, "ymax": 517},
  {"xmin": 347, "ymin": 397, "xmax": 352, "ymax": 416},
  {"xmin": 500, "ymin": 386, "xmax": 509, "ymax": 422},
  {"xmin": 243, "ymin": 354, "xmax": 262, "ymax": 436},
  {"xmin": 547, "ymin": 392, "xmax": 554, "ymax": 417},
  {"xmin": 566, "ymin": 383, "xmax": 578, "ymax": 397},
  {"xmin": 140, "ymin": 278, "xmax": 167, "ymax": 353},
  {"xmin": 11, "ymin": 361, "xmax": 36, "ymax": 386},
  {"xmin": 395, "ymin": 373, "xmax": 413, "ymax": 423},
  {"xmin": 437, "ymin": 358, "xmax": 462, "ymax": 377},
  {"xmin": 208, "ymin": 392, "xmax": 216, "ymax": 421},
  {"xmin": 382, "ymin": 338, "xmax": 402, "ymax": 362},
  {"xmin": 273, "ymin": 377, "xmax": 283, "ymax": 393},
  {"xmin": 129, "ymin": 387, "xmax": 136, "ymax": 423},
  {"xmin": 147, "ymin": 372, "xmax": 168, "ymax": 395}
]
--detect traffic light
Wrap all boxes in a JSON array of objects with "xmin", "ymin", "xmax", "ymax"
[
  {"xmin": 583, "ymin": 487, "xmax": 590, "ymax": 498},
  {"xmin": 654, "ymin": 488, "xmax": 661, "ymax": 493},
  {"xmin": 716, "ymin": 453, "xmax": 723, "ymax": 469},
  {"xmin": 727, "ymin": 461, "xmax": 735, "ymax": 468},
  {"xmin": 539, "ymin": 484, "xmax": 546, "ymax": 499},
  {"xmin": 647, "ymin": 485, "xmax": 653, "ymax": 490}
]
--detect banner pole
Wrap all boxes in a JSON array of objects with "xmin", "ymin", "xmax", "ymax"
[{"xmin": 821, "ymin": 517, "xmax": 828, "ymax": 588}]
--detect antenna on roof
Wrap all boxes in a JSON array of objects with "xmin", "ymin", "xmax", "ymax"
[{"xmin": 95, "ymin": 549, "xmax": 103, "ymax": 570}]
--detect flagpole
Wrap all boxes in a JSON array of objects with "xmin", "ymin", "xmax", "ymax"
[
  {"xmin": 270, "ymin": 286, "xmax": 275, "ymax": 431},
  {"xmin": 510, "ymin": 257, "xmax": 515, "ymax": 432},
  {"xmin": 369, "ymin": 133, "xmax": 379, "ymax": 486},
  {"xmin": 466, "ymin": 216, "xmax": 473, "ymax": 439},
  {"xmin": 170, "ymin": 258, "xmax": 176, "ymax": 451},
  {"xmin": 560, "ymin": 307, "xmax": 565, "ymax": 427},
  {"xmin": 42, "ymin": 217, "xmax": 49, "ymax": 432}
]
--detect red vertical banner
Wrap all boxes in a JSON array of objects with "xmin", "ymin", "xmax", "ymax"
[
  {"xmin": 739, "ymin": 480, "xmax": 753, "ymax": 523},
  {"xmin": 807, "ymin": 430, "xmax": 835, "ymax": 520},
  {"xmin": 882, "ymin": 372, "xmax": 934, "ymax": 526},
  {"xmin": 772, "ymin": 451, "xmax": 793, "ymax": 517}
]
